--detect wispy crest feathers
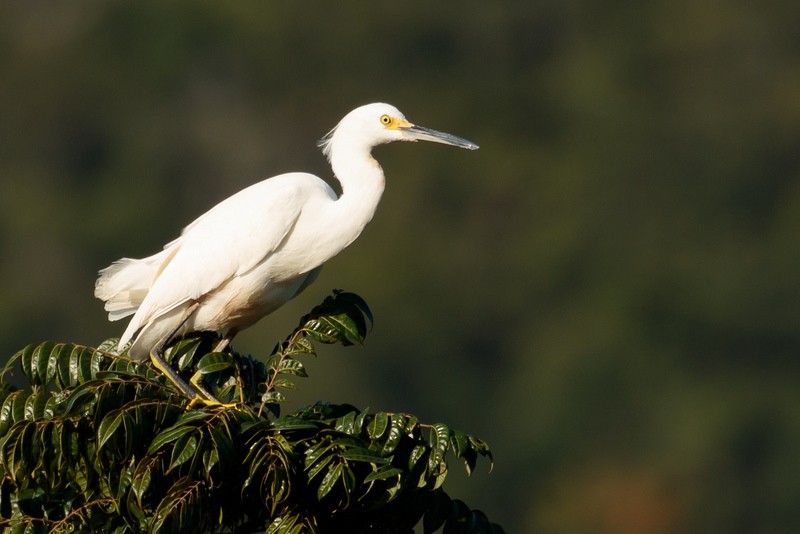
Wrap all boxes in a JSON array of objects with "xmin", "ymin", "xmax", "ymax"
[{"xmin": 317, "ymin": 123, "xmax": 338, "ymax": 161}]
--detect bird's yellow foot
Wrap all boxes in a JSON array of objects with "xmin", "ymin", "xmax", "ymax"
[
  {"xmin": 149, "ymin": 345, "xmax": 237, "ymax": 410},
  {"xmin": 185, "ymin": 395, "xmax": 238, "ymax": 410}
]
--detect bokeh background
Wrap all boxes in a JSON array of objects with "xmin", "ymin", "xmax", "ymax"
[{"xmin": 2, "ymin": 2, "xmax": 799, "ymax": 532}]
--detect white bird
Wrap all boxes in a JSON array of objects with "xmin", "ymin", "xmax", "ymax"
[{"xmin": 95, "ymin": 102, "xmax": 478, "ymax": 404}]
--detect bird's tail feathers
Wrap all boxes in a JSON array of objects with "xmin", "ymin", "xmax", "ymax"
[{"xmin": 94, "ymin": 247, "xmax": 175, "ymax": 321}]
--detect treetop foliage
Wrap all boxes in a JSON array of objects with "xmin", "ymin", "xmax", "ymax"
[{"xmin": 0, "ymin": 291, "xmax": 502, "ymax": 533}]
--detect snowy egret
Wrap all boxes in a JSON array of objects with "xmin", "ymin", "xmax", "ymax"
[{"xmin": 95, "ymin": 102, "xmax": 478, "ymax": 405}]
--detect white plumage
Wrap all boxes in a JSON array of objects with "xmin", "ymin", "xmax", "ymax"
[{"xmin": 96, "ymin": 102, "xmax": 478, "ymax": 362}]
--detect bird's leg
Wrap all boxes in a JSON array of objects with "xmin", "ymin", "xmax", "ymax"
[
  {"xmin": 212, "ymin": 334, "xmax": 234, "ymax": 354},
  {"xmin": 149, "ymin": 303, "xmax": 235, "ymax": 409},
  {"xmin": 211, "ymin": 331, "xmax": 247, "ymax": 404},
  {"xmin": 188, "ymin": 331, "xmax": 238, "ymax": 404}
]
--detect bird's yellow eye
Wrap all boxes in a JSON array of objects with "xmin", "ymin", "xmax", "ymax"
[{"xmin": 380, "ymin": 114, "xmax": 393, "ymax": 126}]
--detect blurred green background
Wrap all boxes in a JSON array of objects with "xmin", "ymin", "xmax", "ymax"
[{"xmin": 2, "ymin": 2, "xmax": 799, "ymax": 532}]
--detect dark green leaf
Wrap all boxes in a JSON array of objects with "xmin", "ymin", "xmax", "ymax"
[
  {"xmin": 0, "ymin": 391, "xmax": 28, "ymax": 437},
  {"xmin": 70, "ymin": 345, "xmax": 93, "ymax": 384},
  {"xmin": 305, "ymin": 439, "xmax": 334, "ymax": 470},
  {"xmin": 151, "ymin": 477, "xmax": 205, "ymax": 532},
  {"xmin": 23, "ymin": 391, "xmax": 50, "ymax": 421},
  {"xmin": 19, "ymin": 345, "xmax": 34, "ymax": 387},
  {"xmin": 97, "ymin": 409, "xmax": 126, "ymax": 452},
  {"xmin": 131, "ymin": 457, "xmax": 158, "ymax": 507},
  {"xmin": 428, "ymin": 423, "xmax": 450, "ymax": 472},
  {"xmin": 340, "ymin": 446, "xmax": 387, "ymax": 463},
  {"xmin": 461, "ymin": 446, "xmax": 478, "ymax": 477},
  {"xmin": 272, "ymin": 416, "xmax": 319, "ymax": 431},
  {"xmin": 450, "ymin": 430, "xmax": 470, "ymax": 459},
  {"xmin": 353, "ymin": 408, "xmax": 369, "ymax": 435},
  {"xmin": 174, "ymin": 408, "xmax": 212, "ymax": 426},
  {"xmin": 262, "ymin": 391, "xmax": 286, "ymax": 405},
  {"xmin": 409, "ymin": 444, "xmax": 430, "ymax": 485},
  {"xmin": 335, "ymin": 410, "xmax": 356, "ymax": 435},
  {"xmin": 272, "ymin": 377, "xmax": 297, "ymax": 390},
  {"xmin": 364, "ymin": 465, "xmax": 403, "ymax": 483},
  {"xmin": 168, "ymin": 431, "xmax": 198, "ymax": 472},
  {"xmin": 196, "ymin": 352, "xmax": 232, "ymax": 374},
  {"xmin": 285, "ymin": 336, "xmax": 315, "ymax": 356},
  {"xmin": 316, "ymin": 461, "xmax": 342, "ymax": 500},
  {"xmin": 63, "ymin": 381, "xmax": 98, "ymax": 415},
  {"xmin": 209, "ymin": 424, "xmax": 234, "ymax": 474},
  {"xmin": 148, "ymin": 425, "xmax": 195, "ymax": 455},
  {"xmin": 367, "ymin": 412, "xmax": 389, "ymax": 441},
  {"xmin": 96, "ymin": 337, "xmax": 120, "ymax": 353},
  {"xmin": 277, "ymin": 358, "xmax": 307, "ymax": 377},
  {"xmin": 423, "ymin": 490, "xmax": 451, "ymax": 533},
  {"xmin": 306, "ymin": 453, "xmax": 334, "ymax": 482},
  {"xmin": 382, "ymin": 414, "xmax": 407, "ymax": 455},
  {"xmin": 57, "ymin": 346, "xmax": 73, "ymax": 387},
  {"xmin": 30, "ymin": 341, "xmax": 55, "ymax": 387}
]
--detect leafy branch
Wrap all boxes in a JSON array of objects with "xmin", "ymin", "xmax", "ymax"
[{"xmin": 0, "ymin": 291, "xmax": 502, "ymax": 532}]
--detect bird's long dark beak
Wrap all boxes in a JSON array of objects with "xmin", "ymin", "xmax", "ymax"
[{"xmin": 402, "ymin": 124, "xmax": 479, "ymax": 150}]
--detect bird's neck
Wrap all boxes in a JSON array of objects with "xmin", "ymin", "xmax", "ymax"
[{"xmin": 329, "ymin": 144, "xmax": 386, "ymax": 241}]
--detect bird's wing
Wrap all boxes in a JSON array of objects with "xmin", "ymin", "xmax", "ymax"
[{"xmin": 119, "ymin": 173, "xmax": 332, "ymax": 341}]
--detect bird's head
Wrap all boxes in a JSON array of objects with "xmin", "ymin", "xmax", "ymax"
[{"xmin": 319, "ymin": 103, "xmax": 478, "ymax": 161}]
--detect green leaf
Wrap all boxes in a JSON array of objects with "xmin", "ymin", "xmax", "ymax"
[
  {"xmin": 0, "ymin": 391, "xmax": 28, "ymax": 437},
  {"xmin": 277, "ymin": 358, "xmax": 307, "ymax": 377},
  {"xmin": 450, "ymin": 429, "xmax": 470, "ymax": 459},
  {"xmin": 460, "ymin": 446, "xmax": 478, "ymax": 477},
  {"xmin": 353, "ymin": 408, "xmax": 369, "ymax": 435},
  {"xmin": 469, "ymin": 435, "xmax": 493, "ymax": 461},
  {"xmin": 167, "ymin": 337, "xmax": 203, "ymax": 371},
  {"xmin": 96, "ymin": 337, "xmax": 120, "ymax": 353},
  {"xmin": 272, "ymin": 377, "xmax": 297, "ymax": 390},
  {"xmin": 209, "ymin": 424, "xmax": 234, "ymax": 474},
  {"xmin": 30, "ymin": 341, "xmax": 55, "ymax": 387},
  {"xmin": 340, "ymin": 446, "xmax": 387, "ymax": 464},
  {"xmin": 203, "ymin": 442, "xmax": 219, "ymax": 480},
  {"xmin": 423, "ymin": 490, "xmax": 451, "ymax": 533},
  {"xmin": 196, "ymin": 352, "xmax": 232, "ymax": 374},
  {"xmin": 271, "ymin": 416, "xmax": 319, "ymax": 431},
  {"xmin": 428, "ymin": 423, "xmax": 450, "ymax": 472},
  {"xmin": 335, "ymin": 291, "xmax": 374, "ymax": 326},
  {"xmin": 63, "ymin": 380, "xmax": 100, "ymax": 415},
  {"xmin": 262, "ymin": 391, "xmax": 286, "ymax": 405},
  {"xmin": 131, "ymin": 457, "xmax": 159, "ymax": 507},
  {"xmin": 3, "ymin": 420, "xmax": 36, "ymax": 480},
  {"xmin": 285, "ymin": 336, "xmax": 315, "ymax": 356},
  {"xmin": 169, "ymin": 431, "xmax": 198, "ymax": 472},
  {"xmin": 18, "ymin": 345, "xmax": 35, "ymax": 386},
  {"xmin": 305, "ymin": 439, "xmax": 334, "ymax": 470},
  {"xmin": 90, "ymin": 346, "xmax": 106, "ymax": 378},
  {"xmin": 174, "ymin": 408, "xmax": 213, "ymax": 426},
  {"xmin": 70, "ymin": 345, "xmax": 93, "ymax": 385},
  {"xmin": 116, "ymin": 463, "xmax": 134, "ymax": 502},
  {"xmin": 149, "ymin": 425, "xmax": 195, "ymax": 455},
  {"xmin": 151, "ymin": 477, "xmax": 205, "ymax": 532},
  {"xmin": 57, "ymin": 346, "xmax": 74, "ymax": 387},
  {"xmin": 306, "ymin": 453, "xmax": 334, "ymax": 482},
  {"xmin": 266, "ymin": 514, "xmax": 303, "ymax": 534},
  {"xmin": 409, "ymin": 444, "xmax": 430, "ymax": 486},
  {"xmin": 335, "ymin": 410, "xmax": 356, "ymax": 435},
  {"xmin": 367, "ymin": 412, "xmax": 389, "ymax": 441},
  {"xmin": 382, "ymin": 414, "xmax": 407, "ymax": 455},
  {"xmin": 364, "ymin": 464, "xmax": 403, "ymax": 482},
  {"xmin": 23, "ymin": 391, "xmax": 51, "ymax": 421},
  {"xmin": 97, "ymin": 409, "xmax": 126, "ymax": 453},
  {"xmin": 316, "ymin": 461, "xmax": 342, "ymax": 501}
]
